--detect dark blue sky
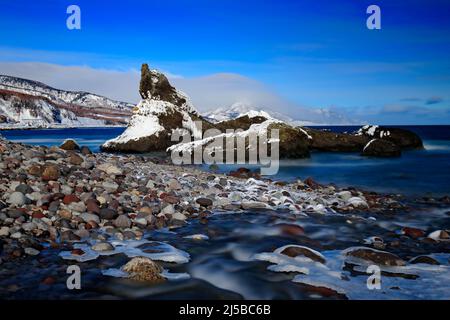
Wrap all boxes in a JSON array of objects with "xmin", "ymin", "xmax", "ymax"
[{"xmin": 1, "ymin": 0, "xmax": 449, "ymax": 124}]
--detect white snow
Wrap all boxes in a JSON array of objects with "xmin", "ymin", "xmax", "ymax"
[
  {"xmin": 102, "ymin": 99, "xmax": 169, "ymax": 146},
  {"xmin": 363, "ymin": 139, "xmax": 377, "ymax": 152},
  {"xmin": 202, "ymin": 102, "xmax": 319, "ymax": 126},
  {"xmin": 59, "ymin": 239, "xmax": 190, "ymax": 264},
  {"xmin": 254, "ymin": 245, "xmax": 450, "ymax": 300},
  {"xmin": 102, "ymin": 88, "xmax": 202, "ymax": 148},
  {"xmin": 167, "ymin": 119, "xmax": 282, "ymax": 154},
  {"xmin": 0, "ymin": 75, "xmax": 133, "ymax": 129},
  {"xmin": 357, "ymin": 125, "xmax": 379, "ymax": 136}
]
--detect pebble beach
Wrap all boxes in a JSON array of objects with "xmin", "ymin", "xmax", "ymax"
[{"xmin": 0, "ymin": 137, "xmax": 449, "ymax": 299}]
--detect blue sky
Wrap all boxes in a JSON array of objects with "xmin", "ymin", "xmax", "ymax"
[{"xmin": 0, "ymin": 0, "xmax": 450, "ymax": 124}]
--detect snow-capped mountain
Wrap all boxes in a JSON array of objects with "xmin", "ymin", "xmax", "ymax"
[
  {"xmin": 202, "ymin": 102, "xmax": 318, "ymax": 126},
  {"xmin": 202, "ymin": 102, "xmax": 360, "ymax": 126},
  {"xmin": 0, "ymin": 75, "xmax": 134, "ymax": 128}
]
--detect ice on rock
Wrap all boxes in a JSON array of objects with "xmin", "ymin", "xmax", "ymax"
[
  {"xmin": 254, "ymin": 244, "xmax": 450, "ymax": 300},
  {"xmin": 59, "ymin": 239, "xmax": 190, "ymax": 264}
]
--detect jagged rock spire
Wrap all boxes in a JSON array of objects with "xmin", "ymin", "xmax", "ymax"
[
  {"xmin": 138, "ymin": 63, "xmax": 186, "ymax": 108},
  {"xmin": 139, "ymin": 63, "xmax": 153, "ymax": 99}
]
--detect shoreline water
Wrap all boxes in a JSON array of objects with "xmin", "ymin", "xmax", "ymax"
[
  {"xmin": 0, "ymin": 136, "xmax": 449, "ymax": 299},
  {"xmin": 1, "ymin": 125, "xmax": 450, "ymax": 196}
]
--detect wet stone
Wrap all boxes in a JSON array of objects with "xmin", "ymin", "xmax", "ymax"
[
  {"xmin": 196, "ymin": 197, "xmax": 213, "ymax": 207},
  {"xmin": 15, "ymin": 184, "xmax": 33, "ymax": 195},
  {"xmin": 280, "ymin": 245, "xmax": 326, "ymax": 264},
  {"xmin": 409, "ymin": 255, "xmax": 440, "ymax": 265},
  {"xmin": 99, "ymin": 208, "xmax": 118, "ymax": 220},
  {"xmin": 122, "ymin": 257, "xmax": 165, "ymax": 283},
  {"xmin": 345, "ymin": 247, "xmax": 406, "ymax": 267},
  {"xmin": 114, "ymin": 215, "xmax": 131, "ymax": 229}
]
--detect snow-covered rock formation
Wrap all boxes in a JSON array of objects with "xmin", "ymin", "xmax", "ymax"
[
  {"xmin": 101, "ymin": 64, "xmax": 423, "ymax": 159},
  {"xmin": 101, "ymin": 64, "xmax": 206, "ymax": 153},
  {"xmin": 0, "ymin": 75, "xmax": 133, "ymax": 128},
  {"xmin": 101, "ymin": 64, "xmax": 313, "ymax": 157},
  {"xmin": 202, "ymin": 102, "xmax": 317, "ymax": 126}
]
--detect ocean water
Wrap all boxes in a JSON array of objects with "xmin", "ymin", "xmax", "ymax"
[{"xmin": 1, "ymin": 125, "xmax": 449, "ymax": 197}]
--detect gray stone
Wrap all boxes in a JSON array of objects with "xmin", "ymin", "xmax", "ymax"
[
  {"xmin": 102, "ymin": 181, "xmax": 119, "ymax": 192},
  {"xmin": 24, "ymin": 247, "xmax": 40, "ymax": 256},
  {"xmin": 0, "ymin": 226, "xmax": 10, "ymax": 237},
  {"xmin": 91, "ymin": 242, "xmax": 114, "ymax": 251},
  {"xmin": 114, "ymin": 215, "xmax": 131, "ymax": 228},
  {"xmin": 15, "ymin": 184, "xmax": 33, "ymax": 195},
  {"xmin": 80, "ymin": 212, "xmax": 100, "ymax": 224},
  {"xmin": 8, "ymin": 192, "xmax": 27, "ymax": 206}
]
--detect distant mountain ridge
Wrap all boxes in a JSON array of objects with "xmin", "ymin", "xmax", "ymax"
[
  {"xmin": 0, "ymin": 75, "xmax": 133, "ymax": 128},
  {"xmin": 202, "ymin": 102, "xmax": 319, "ymax": 126}
]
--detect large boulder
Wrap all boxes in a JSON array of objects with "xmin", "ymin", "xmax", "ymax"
[
  {"xmin": 101, "ymin": 65, "xmax": 204, "ymax": 153},
  {"xmin": 102, "ymin": 64, "xmax": 310, "ymax": 159},
  {"xmin": 362, "ymin": 138, "xmax": 401, "ymax": 157},
  {"xmin": 356, "ymin": 125, "xmax": 423, "ymax": 149},
  {"xmin": 304, "ymin": 128, "xmax": 368, "ymax": 152},
  {"xmin": 304, "ymin": 125, "xmax": 423, "ymax": 155},
  {"xmin": 269, "ymin": 122, "xmax": 310, "ymax": 158},
  {"xmin": 167, "ymin": 119, "xmax": 311, "ymax": 160},
  {"xmin": 101, "ymin": 100, "xmax": 186, "ymax": 153}
]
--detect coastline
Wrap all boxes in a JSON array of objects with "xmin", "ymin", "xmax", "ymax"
[
  {"xmin": 0, "ymin": 124, "xmax": 127, "ymax": 131},
  {"xmin": 0, "ymin": 137, "xmax": 449, "ymax": 299}
]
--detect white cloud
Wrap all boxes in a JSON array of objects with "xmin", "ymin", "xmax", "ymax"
[
  {"xmin": 0, "ymin": 61, "xmax": 141, "ymax": 103},
  {"xmin": 0, "ymin": 61, "xmax": 355, "ymax": 124}
]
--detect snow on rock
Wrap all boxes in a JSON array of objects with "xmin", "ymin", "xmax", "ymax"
[
  {"xmin": 202, "ymin": 101, "xmax": 317, "ymax": 126},
  {"xmin": 102, "ymin": 99, "xmax": 168, "ymax": 147},
  {"xmin": 356, "ymin": 125, "xmax": 379, "ymax": 136},
  {"xmin": 101, "ymin": 65, "xmax": 203, "ymax": 153},
  {"xmin": 167, "ymin": 119, "xmax": 282, "ymax": 155}
]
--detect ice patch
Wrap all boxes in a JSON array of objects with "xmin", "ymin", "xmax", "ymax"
[
  {"xmin": 59, "ymin": 239, "xmax": 190, "ymax": 264},
  {"xmin": 253, "ymin": 245, "xmax": 450, "ymax": 299}
]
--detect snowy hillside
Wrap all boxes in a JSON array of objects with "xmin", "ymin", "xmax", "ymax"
[{"xmin": 0, "ymin": 75, "xmax": 133, "ymax": 129}]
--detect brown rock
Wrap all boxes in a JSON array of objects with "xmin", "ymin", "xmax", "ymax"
[
  {"xmin": 32, "ymin": 211, "xmax": 45, "ymax": 219},
  {"xmin": 139, "ymin": 206, "xmax": 153, "ymax": 215},
  {"xmin": 42, "ymin": 165, "xmax": 60, "ymax": 181},
  {"xmin": 410, "ymin": 255, "xmax": 440, "ymax": 265},
  {"xmin": 63, "ymin": 194, "xmax": 80, "ymax": 205},
  {"xmin": 162, "ymin": 194, "xmax": 180, "ymax": 204},
  {"xmin": 60, "ymin": 139, "xmax": 80, "ymax": 151},
  {"xmin": 68, "ymin": 153, "xmax": 83, "ymax": 165},
  {"xmin": 71, "ymin": 248, "xmax": 85, "ymax": 256},
  {"xmin": 196, "ymin": 197, "xmax": 213, "ymax": 207},
  {"xmin": 278, "ymin": 223, "xmax": 305, "ymax": 237},
  {"xmin": 28, "ymin": 164, "xmax": 43, "ymax": 176},
  {"xmin": 304, "ymin": 177, "xmax": 320, "ymax": 189},
  {"xmin": 346, "ymin": 247, "xmax": 406, "ymax": 266},
  {"xmin": 42, "ymin": 276, "xmax": 56, "ymax": 285},
  {"xmin": 362, "ymin": 139, "xmax": 401, "ymax": 158},
  {"xmin": 58, "ymin": 209, "xmax": 72, "ymax": 220},
  {"xmin": 80, "ymin": 146, "xmax": 92, "ymax": 155},
  {"xmin": 114, "ymin": 215, "xmax": 131, "ymax": 228},
  {"xmin": 85, "ymin": 199, "xmax": 100, "ymax": 214},
  {"xmin": 122, "ymin": 256, "xmax": 165, "ymax": 283},
  {"xmin": 280, "ymin": 245, "xmax": 325, "ymax": 264},
  {"xmin": 402, "ymin": 227, "xmax": 425, "ymax": 239}
]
